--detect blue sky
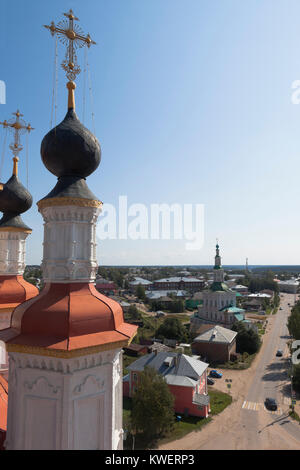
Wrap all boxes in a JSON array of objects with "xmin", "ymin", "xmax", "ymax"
[{"xmin": 1, "ymin": 0, "xmax": 300, "ymax": 266}]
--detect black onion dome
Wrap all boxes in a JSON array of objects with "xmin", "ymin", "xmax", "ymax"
[
  {"xmin": 0, "ymin": 175, "xmax": 32, "ymax": 215},
  {"xmin": 40, "ymin": 175, "xmax": 98, "ymax": 201},
  {"xmin": 41, "ymin": 109, "xmax": 101, "ymax": 178},
  {"xmin": 0, "ymin": 175, "xmax": 33, "ymax": 231}
]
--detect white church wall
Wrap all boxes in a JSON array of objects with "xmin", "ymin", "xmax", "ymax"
[{"xmin": 5, "ymin": 348, "xmax": 123, "ymax": 450}]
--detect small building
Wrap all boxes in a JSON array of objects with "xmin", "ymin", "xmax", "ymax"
[
  {"xmin": 260, "ymin": 289, "xmax": 274, "ymax": 298},
  {"xmin": 123, "ymin": 352, "xmax": 210, "ymax": 418},
  {"xmin": 185, "ymin": 292, "xmax": 203, "ymax": 310},
  {"xmin": 241, "ymin": 319, "xmax": 258, "ymax": 333},
  {"xmin": 192, "ymin": 325, "xmax": 237, "ymax": 363},
  {"xmin": 277, "ymin": 279, "xmax": 299, "ymax": 294},
  {"xmin": 146, "ymin": 290, "xmax": 187, "ymax": 301},
  {"xmin": 244, "ymin": 298, "xmax": 263, "ymax": 311},
  {"xmin": 231, "ymin": 284, "xmax": 249, "ymax": 294},
  {"xmin": 123, "ymin": 343, "xmax": 148, "ymax": 357},
  {"xmin": 129, "ymin": 277, "xmax": 153, "ymax": 292},
  {"xmin": 95, "ymin": 278, "xmax": 117, "ymax": 295},
  {"xmin": 153, "ymin": 277, "xmax": 204, "ymax": 292},
  {"xmin": 148, "ymin": 342, "xmax": 172, "ymax": 354},
  {"xmin": 120, "ymin": 300, "xmax": 130, "ymax": 313}
]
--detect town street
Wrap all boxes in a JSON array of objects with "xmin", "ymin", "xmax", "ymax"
[{"xmin": 160, "ymin": 293, "xmax": 300, "ymax": 450}]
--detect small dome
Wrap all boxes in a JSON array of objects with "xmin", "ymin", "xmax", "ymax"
[
  {"xmin": 0, "ymin": 174, "xmax": 32, "ymax": 215},
  {"xmin": 41, "ymin": 109, "xmax": 101, "ymax": 178}
]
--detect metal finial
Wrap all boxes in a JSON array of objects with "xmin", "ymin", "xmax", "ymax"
[
  {"xmin": 44, "ymin": 9, "xmax": 96, "ymax": 83},
  {"xmin": 0, "ymin": 110, "xmax": 34, "ymax": 166}
]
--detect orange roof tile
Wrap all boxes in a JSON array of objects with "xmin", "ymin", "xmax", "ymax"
[
  {"xmin": 0, "ymin": 275, "xmax": 38, "ymax": 310},
  {"xmin": 1, "ymin": 282, "xmax": 137, "ymax": 351}
]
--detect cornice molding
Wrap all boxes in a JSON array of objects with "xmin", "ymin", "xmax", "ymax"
[
  {"xmin": 6, "ymin": 339, "xmax": 131, "ymax": 359},
  {"xmin": 37, "ymin": 197, "xmax": 103, "ymax": 210}
]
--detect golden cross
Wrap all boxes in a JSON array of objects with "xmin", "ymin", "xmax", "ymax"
[
  {"xmin": 0, "ymin": 109, "xmax": 34, "ymax": 158},
  {"xmin": 44, "ymin": 9, "xmax": 96, "ymax": 82}
]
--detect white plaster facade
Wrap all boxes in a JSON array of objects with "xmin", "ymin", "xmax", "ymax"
[
  {"xmin": 5, "ymin": 348, "xmax": 123, "ymax": 450},
  {"xmin": 0, "ymin": 231, "xmax": 28, "ymax": 275},
  {"xmin": 199, "ymin": 289, "xmax": 237, "ymax": 321},
  {"xmin": 40, "ymin": 205, "xmax": 101, "ymax": 283}
]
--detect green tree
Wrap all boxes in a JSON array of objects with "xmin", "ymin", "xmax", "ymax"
[
  {"xmin": 136, "ymin": 285, "xmax": 146, "ymax": 301},
  {"xmin": 169, "ymin": 300, "xmax": 184, "ymax": 313},
  {"xmin": 292, "ymin": 364, "xmax": 300, "ymax": 393},
  {"xmin": 128, "ymin": 304, "xmax": 141, "ymax": 320},
  {"xmin": 131, "ymin": 367, "xmax": 175, "ymax": 442},
  {"xmin": 232, "ymin": 322, "xmax": 261, "ymax": 354},
  {"xmin": 156, "ymin": 317, "xmax": 188, "ymax": 342},
  {"xmin": 287, "ymin": 307, "xmax": 300, "ymax": 340}
]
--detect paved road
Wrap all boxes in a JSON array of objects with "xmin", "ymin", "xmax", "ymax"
[
  {"xmin": 161, "ymin": 292, "xmax": 300, "ymax": 450},
  {"xmin": 237, "ymin": 292, "xmax": 300, "ymax": 449}
]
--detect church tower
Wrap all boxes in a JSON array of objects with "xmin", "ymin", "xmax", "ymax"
[
  {"xmin": 0, "ymin": 111, "xmax": 38, "ymax": 377},
  {"xmin": 191, "ymin": 241, "xmax": 240, "ymax": 332},
  {"xmin": 0, "ymin": 10, "xmax": 137, "ymax": 450},
  {"xmin": 0, "ymin": 111, "xmax": 38, "ymax": 332},
  {"xmin": 212, "ymin": 242, "xmax": 224, "ymax": 284}
]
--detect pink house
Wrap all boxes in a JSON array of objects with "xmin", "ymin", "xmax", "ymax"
[{"xmin": 123, "ymin": 352, "xmax": 210, "ymax": 418}]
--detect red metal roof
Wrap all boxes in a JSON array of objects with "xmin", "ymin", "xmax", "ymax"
[
  {"xmin": 1, "ymin": 282, "xmax": 137, "ymax": 351},
  {"xmin": 0, "ymin": 275, "xmax": 38, "ymax": 310}
]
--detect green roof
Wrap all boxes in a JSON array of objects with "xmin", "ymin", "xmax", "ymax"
[
  {"xmin": 219, "ymin": 306, "xmax": 245, "ymax": 313},
  {"xmin": 210, "ymin": 282, "xmax": 230, "ymax": 292},
  {"xmin": 234, "ymin": 313, "xmax": 244, "ymax": 322}
]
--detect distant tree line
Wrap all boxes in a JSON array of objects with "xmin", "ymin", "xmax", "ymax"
[
  {"xmin": 243, "ymin": 272, "xmax": 279, "ymax": 293},
  {"xmin": 97, "ymin": 267, "xmax": 130, "ymax": 288},
  {"xmin": 151, "ymin": 300, "xmax": 184, "ymax": 313}
]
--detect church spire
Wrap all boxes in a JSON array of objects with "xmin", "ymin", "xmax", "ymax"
[{"xmin": 214, "ymin": 239, "xmax": 222, "ymax": 270}]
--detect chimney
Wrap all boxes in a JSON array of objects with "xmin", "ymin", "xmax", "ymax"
[{"xmin": 173, "ymin": 354, "xmax": 180, "ymax": 369}]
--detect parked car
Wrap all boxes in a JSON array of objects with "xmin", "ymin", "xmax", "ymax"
[
  {"xmin": 276, "ymin": 350, "xmax": 283, "ymax": 357},
  {"xmin": 209, "ymin": 370, "xmax": 223, "ymax": 379},
  {"xmin": 207, "ymin": 377, "xmax": 215, "ymax": 385},
  {"xmin": 265, "ymin": 398, "xmax": 277, "ymax": 411},
  {"xmin": 279, "ymin": 307, "xmax": 282, "ymax": 310}
]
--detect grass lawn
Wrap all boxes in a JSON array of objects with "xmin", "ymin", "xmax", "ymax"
[{"xmin": 123, "ymin": 389, "xmax": 232, "ymax": 448}]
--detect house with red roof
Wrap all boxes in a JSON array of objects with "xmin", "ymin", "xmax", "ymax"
[{"xmin": 123, "ymin": 352, "xmax": 210, "ymax": 418}]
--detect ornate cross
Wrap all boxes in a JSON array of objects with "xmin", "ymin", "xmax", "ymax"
[
  {"xmin": 44, "ymin": 9, "xmax": 96, "ymax": 82},
  {"xmin": 0, "ymin": 110, "xmax": 34, "ymax": 175}
]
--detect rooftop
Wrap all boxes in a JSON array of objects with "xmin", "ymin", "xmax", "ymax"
[
  {"xmin": 129, "ymin": 277, "xmax": 153, "ymax": 286},
  {"xmin": 127, "ymin": 352, "xmax": 209, "ymax": 385},
  {"xmin": 155, "ymin": 277, "xmax": 202, "ymax": 283},
  {"xmin": 193, "ymin": 325, "xmax": 237, "ymax": 344}
]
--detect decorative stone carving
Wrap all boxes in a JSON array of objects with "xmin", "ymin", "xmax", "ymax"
[
  {"xmin": 73, "ymin": 374, "xmax": 105, "ymax": 395},
  {"xmin": 40, "ymin": 204, "xmax": 102, "ymax": 282},
  {"xmin": 0, "ymin": 231, "xmax": 29, "ymax": 275},
  {"xmin": 24, "ymin": 376, "xmax": 61, "ymax": 395}
]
